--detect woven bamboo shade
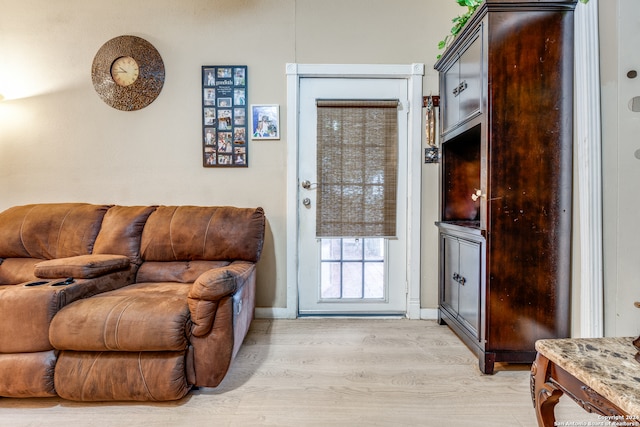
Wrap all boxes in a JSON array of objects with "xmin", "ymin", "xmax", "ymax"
[{"xmin": 315, "ymin": 99, "xmax": 398, "ymax": 238}]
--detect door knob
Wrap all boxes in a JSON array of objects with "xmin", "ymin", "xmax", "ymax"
[
  {"xmin": 302, "ymin": 198, "xmax": 311, "ymax": 207},
  {"xmin": 301, "ymin": 180, "xmax": 311, "ymax": 189}
]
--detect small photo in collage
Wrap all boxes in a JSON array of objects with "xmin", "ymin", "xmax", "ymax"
[{"xmin": 202, "ymin": 66, "xmax": 248, "ymax": 167}]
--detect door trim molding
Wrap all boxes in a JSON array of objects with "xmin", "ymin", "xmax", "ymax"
[
  {"xmin": 575, "ymin": 1, "xmax": 604, "ymax": 337},
  {"xmin": 285, "ymin": 63, "xmax": 425, "ymax": 319}
]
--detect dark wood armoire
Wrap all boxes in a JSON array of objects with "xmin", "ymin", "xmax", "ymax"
[{"xmin": 434, "ymin": 0, "xmax": 577, "ymax": 374}]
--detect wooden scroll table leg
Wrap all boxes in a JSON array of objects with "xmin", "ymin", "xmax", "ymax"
[{"xmin": 531, "ymin": 353, "xmax": 563, "ymax": 427}]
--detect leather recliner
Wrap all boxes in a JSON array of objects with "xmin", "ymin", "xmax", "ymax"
[
  {"xmin": 0, "ymin": 203, "xmax": 264, "ymax": 401},
  {"xmin": 49, "ymin": 205, "xmax": 265, "ymax": 401}
]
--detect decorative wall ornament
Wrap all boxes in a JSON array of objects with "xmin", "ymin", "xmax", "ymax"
[
  {"xmin": 202, "ymin": 66, "xmax": 248, "ymax": 167},
  {"xmin": 424, "ymin": 94, "xmax": 439, "ymax": 163},
  {"xmin": 92, "ymin": 35, "xmax": 165, "ymax": 111}
]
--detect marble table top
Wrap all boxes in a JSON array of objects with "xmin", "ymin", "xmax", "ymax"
[{"xmin": 536, "ymin": 337, "xmax": 640, "ymax": 416}]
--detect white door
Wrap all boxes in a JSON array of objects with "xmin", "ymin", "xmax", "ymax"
[
  {"xmin": 614, "ymin": 0, "xmax": 640, "ymax": 335},
  {"xmin": 297, "ymin": 77, "xmax": 409, "ymax": 315}
]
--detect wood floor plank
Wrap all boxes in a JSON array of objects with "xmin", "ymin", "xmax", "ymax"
[{"xmin": 0, "ymin": 319, "xmax": 601, "ymax": 426}]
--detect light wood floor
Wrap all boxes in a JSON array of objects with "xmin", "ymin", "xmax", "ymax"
[{"xmin": 0, "ymin": 319, "xmax": 599, "ymax": 426}]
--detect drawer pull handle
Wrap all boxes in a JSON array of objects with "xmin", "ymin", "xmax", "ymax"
[
  {"xmin": 452, "ymin": 273, "xmax": 466, "ymax": 285},
  {"xmin": 452, "ymin": 80, "xmax": 468, "ymax": 97}
]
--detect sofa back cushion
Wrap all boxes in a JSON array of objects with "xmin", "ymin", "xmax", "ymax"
[
  {"xmin": 140, "ymin": 206, "xmax": 265, "ymax": 263},
  {"xmin": 93, "ymin": 205, "xmax": 157, "ymax": 266},
  {"xmin": 0, "ymin": 203, "xmax": 110, "ymax": 260},
  {"xmin": 0, "ymin": 258, "xmax": 40, "ymax": 285}
]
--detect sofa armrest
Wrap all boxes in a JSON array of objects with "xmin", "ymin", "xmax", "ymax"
[
  {"xmin": 34, "ymin": 254, "xmax": 130, "ymax": 279},
  {"xmin": 188, "ymin": 261, "xmax": 255, "ymax": 337}
]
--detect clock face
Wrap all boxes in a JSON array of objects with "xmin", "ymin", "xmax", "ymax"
[
  {"xmin": 91, "ymin": 35, "xmax": 165, "ymax": 111},
  {"xmin": 110, "ymin": 56, "xmax": 139, "ymax": 87}
]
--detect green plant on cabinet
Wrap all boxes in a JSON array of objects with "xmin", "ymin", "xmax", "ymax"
[{"xmin": 437, "ymin": 0, "xmax": 591, "ymax": 59}]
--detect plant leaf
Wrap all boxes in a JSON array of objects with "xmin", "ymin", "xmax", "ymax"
[{"xmin": 437, "ymin": 0, "xmax": 484, "ymax": 57}]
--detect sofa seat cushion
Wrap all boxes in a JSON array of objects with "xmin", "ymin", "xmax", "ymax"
[
  {"xmin": 55, "ymin": 350, "xmax": 191, "ymax": 401},
  {"xmin": 0, "ymin": 258, "xmax": 40, "ymax": 285},
  {"xmin": 50, "ymin": 282, "xmax": 192, "ymax": 352},
  {"xmin": 136, "ymin": 260, "xmax": 230, "ymax": 283}
]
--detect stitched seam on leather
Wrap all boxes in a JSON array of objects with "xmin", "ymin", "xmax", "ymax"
[
  {"xmin": 80, "ymin": 351, "xmax": 103, "ymax": 401},
  {"xmin": 114, "ymin": 298, "xmax": 138, "ymax": 350},
  {"xmin": 169, "ymin": 207, "xmax": 178, "ymax": 260},
  {"xmin": 104, "ymin": 298, "xmax": 136, "ymax": 350},
  {"xmin": 138, "ymin": 352, "xmax": 157, "ymax": 401},
  {"xmin": 202, "ymin": 210, "xmax": 215, "ymax": 259},
  {"xmin": 20, "ymin": 205, "xmax": 37, "ymax": 258},
  {"xmin": 56, "ymin": 207, "xmax": 74, "ymax": 258},
  {"xmin": 234, "ymin": 263, "xmax": 254, "ymax": 282}
]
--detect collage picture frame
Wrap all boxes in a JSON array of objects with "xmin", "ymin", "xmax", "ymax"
[{"xmin": 202, "ymin": 65, "xmax": 248, "ymax": 167}]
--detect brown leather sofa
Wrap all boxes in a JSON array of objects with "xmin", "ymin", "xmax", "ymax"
[{"xmin": 0, "ymin": 203, "xmax": 265, "ymax": 401}]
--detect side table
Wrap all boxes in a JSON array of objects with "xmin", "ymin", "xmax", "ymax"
[{"xmin": 531, "ymin": 337, "xmax": 640, "ymax": 426}]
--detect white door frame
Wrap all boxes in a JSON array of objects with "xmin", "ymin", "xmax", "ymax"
[
  {"xmin": 283, "ymin": 63, "xmax": 425, "ymax": 319},
  {"xmin": 574, "ymin": 0, "xmax": 603, "ymax": 337}
]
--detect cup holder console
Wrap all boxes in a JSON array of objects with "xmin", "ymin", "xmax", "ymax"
[
  {"xmin": 24, "ymin": 278, "xmax": 75, "ymax": 287},
  {"xmin": 24, "ymin": 281, "xmax": 49, "ymax": 287},
  {"xmin": 51, "ymin": 278, "xmax": 75, "ymax": 286}
]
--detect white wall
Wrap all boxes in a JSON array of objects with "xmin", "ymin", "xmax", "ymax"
[
  {"xmin": 0, "ymin": 0, "xmax": 460, "ymax": 311},
  {"xmin": 600, "ymin": 0, "xmax": 640, "ymax": 337}
]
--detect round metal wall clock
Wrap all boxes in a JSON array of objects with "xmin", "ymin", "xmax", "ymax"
[{"xmin": 91, "ymin": 35, "xmax": 165, "ymax": 111}]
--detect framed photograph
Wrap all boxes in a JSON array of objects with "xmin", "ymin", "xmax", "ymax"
[
  {"xmin": 201, "ymin": 65, "xmax": 248, "ymax": 167},
  {"xmin": 251, "ymin": 104, "xmax": 280, "ymax": 140}
]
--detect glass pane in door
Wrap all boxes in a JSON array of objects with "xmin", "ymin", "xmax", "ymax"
[{"xmin": 319, "ymin": 238, "xmax": 385, "ymax": 300}]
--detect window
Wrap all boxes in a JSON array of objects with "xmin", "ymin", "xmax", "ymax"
[{"xmin": 320, "ymin": 238, "xmax": 385, "ymax": 300}]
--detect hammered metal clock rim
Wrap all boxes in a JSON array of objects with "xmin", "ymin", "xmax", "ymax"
[{"xmin": 91, "ymin": 35, "xmax": 165, "ymax": 111}]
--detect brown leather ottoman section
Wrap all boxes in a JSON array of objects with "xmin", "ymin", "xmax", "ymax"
[
  {"xmin": 0, "ymin": 350, "xmax": 57, "ymax": 397},
  {"xmin": 55, "ymin": 350, "xmax": 191, "ymax": 401},
  {"xmin": 50, "ymin": 282, "xmax": 191, "ymax": 352}
]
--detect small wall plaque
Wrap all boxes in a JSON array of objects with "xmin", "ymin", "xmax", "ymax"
[{"xmin": 425, "ymin": 146, "xmax": 439, "ymax": 164}]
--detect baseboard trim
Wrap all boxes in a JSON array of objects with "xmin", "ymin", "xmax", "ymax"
[
  {"xmin": 255, "ymin": 307, "xmax": 296, "ymax": 319},
  {"xmin": 420, "ymin": 308, "xmax": 438, "ymax": 320},
  {"xmin": 255, "ymin": 307, "xmax": 440, "ymax": 320}
]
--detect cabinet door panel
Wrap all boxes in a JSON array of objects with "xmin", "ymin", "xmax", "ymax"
[
  {"xmin": 457, "ymin": 239, "xmax": 481, "ymax": 337},
  {"xmin": 458, "ymin": 30, "xmax": 482, "ymax": 124},
  {"xmin": 442, "ymin": 60, "xmax": 460, "ymax": 132},
  {"xmin": 441, "ymin": 234, "xmax": 459, "ymax": 313}
]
